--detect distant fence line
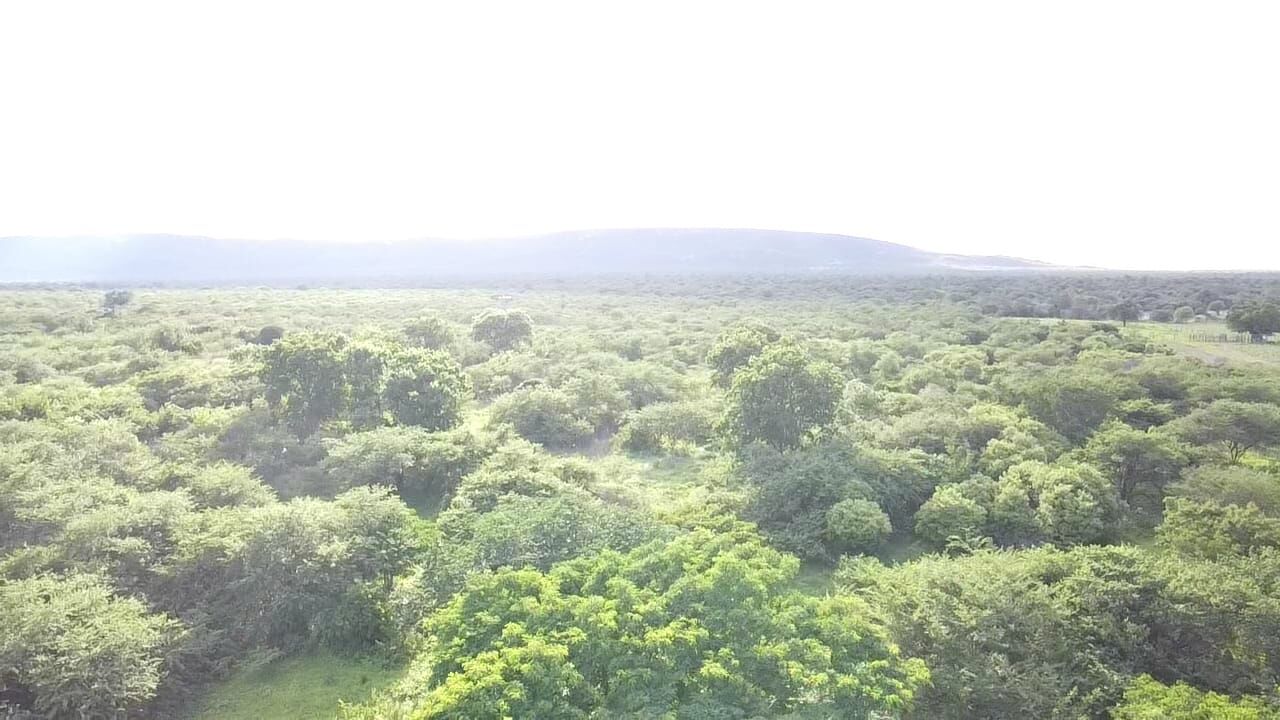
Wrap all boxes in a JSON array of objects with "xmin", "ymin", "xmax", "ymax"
[{"xmin": 1186, "ymin": 331, "xmax": 1262, "ymax": 344}]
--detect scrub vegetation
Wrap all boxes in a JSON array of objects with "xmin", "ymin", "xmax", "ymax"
[{"xmin": 3, "ymin": 274, "xmax": 1280, "ymax": 719}]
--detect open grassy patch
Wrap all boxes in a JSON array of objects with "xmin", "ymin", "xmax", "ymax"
[
  {"xmin": 191, "ymin": 653, "xmax": 404, "ymax": 720},
  {"xmin": 590, "ymin": 451, "xmax": 727, "ymax": 513},
  {"xmin": 1128, "ymin": 321, "xmax": 1280, "ymax": 368},
  {"xmin": 793, "ymin": 560, "xmax": 836, "ymax": 596}
]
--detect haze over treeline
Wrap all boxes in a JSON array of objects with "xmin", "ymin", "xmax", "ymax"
[{"xmin": 0, "ymin": 230, "xmax": 1059, "ymax": 283}]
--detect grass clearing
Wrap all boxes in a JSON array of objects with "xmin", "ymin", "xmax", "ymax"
[
  {"xmin": 794, "ymin": 560, "xmax": 836, "ymax": 596},
  {"xmin": 590, "ymin": 451, "xmax": 728, "ymax": 514},
  {"xmin": 1127, "ymin": 321, "xmax": 1280, "ymax": 368},
  {"xmin": 190, "ymin": 652, "xmax": 404, "ymax": 720}
]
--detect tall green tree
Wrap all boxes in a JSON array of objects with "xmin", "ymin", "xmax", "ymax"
[
  {"xmin": 839, "ymin": 544, "xmax": 1280, "ymax": 720},
  {"xmin": 322, "ymin": 426, "xmax": 493, "ymax": 499},
  {"xmin": 381, "ymin": 348, "xmax": 470, "ymax": 430},
  {"xmin": 342, "ymin": 339, "xmax": 392, "ymax": 429},
  {"xmin": 1082, "ymin": 420, "xmax": 1187, "ymax": 504},
  {"xmin": 1156, "ymin": 498, "xmax": 1280, "ymax": 560},
  {"xmin": 991, "ymin": 461, "xmax": 1121, "ymax": 547},
  {"xmin": 1170, "ymin": 399, "xmax": 1280, "ymax": 463},
  {"xmin": 1014, "ymin": 367, "xmax": 1131, "ymax": 443},
  {"xmin": 262, "ymin": 334, "xmax": 468, "ymax": 436},
  {"xmin": 723, "ymin": 341, "xmax": 844, "ymax": 450},
  {"xmin": 1170, "ymin": 464, "xmax": 1280, "ymax": 516},
  {"xmin": 261, "ymin": 332, "xmax": 349, "ymax": 436}
]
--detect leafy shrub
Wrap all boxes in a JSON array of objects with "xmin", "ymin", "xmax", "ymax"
[
  {"xmin": 323, "ymin": 426, "xmax": 495, "ymax": 503},
  {"xmin": 0, "ymin": 574, "xmax": 179, "ymax": 719},
  {"xmin": 617, "ymin": 400, "xmax": 717, "ymax": 453},
  {"xmin": 1170, "ymin": 464, "xmax": 1280, "ymax": 516},
  {"xmin": 824, "ymin": 498, "xmax": 892, "ymax": 555},
  {"xmin": 1156, "ymin": 498, "xmax": 1280, "ymax": 560},
  {"xmin": 448, "ymin": 440, "xmax": 594, "ymax": 513},
  {"xmin": 402, "ymin": 314, "xmax": 455, "ymax": 349},
  {"xmin": 470, "ymin": 309, "xmax": 534, "ymax": 352},
  {"xmin": 438, "ymin": 494, "xmax": 666, "ymax": 572},
  {"xmin": 489, "ymin": 387, "xmax": 594, "ymax": 450},
  {"xmin": 914, "ymin": 484, "xmax": 987, "ymax": 546},
  {"xmin": 1112, "ymin": 675, "xmax": 1280, "ymax": 719},
  {"xmin": 839, "ymin": 545, "xmax": 1280, "ymax": 719},
  {"xmin": 151, "ymin": 325, "xmax": 202, "ymax": 354},
  {"xmin": 171, "ymin": 462, "xmax": 275, "ymax": 508},
  {"xmin": 346, "ymin": 528, "xmax": 927, "ymax": 719}
]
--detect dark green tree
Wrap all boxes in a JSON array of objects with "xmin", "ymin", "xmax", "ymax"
[
  {"xmin": 101, "ymin": 289, "xmax": 133, "ymax": 317},
  {"xmin": 1227, "ymin": 300, "xmax": 1280, "ymax": 341},
  {"xmin": 470, "ymin": 309, "xmax": 534, "ymax": 352},
  {"xmin": 1109, "ymin": 301, "xmax": 1141, "ymax": 326},
  {"xmin": 254, "ymin": 325, "xmax": 285, "ymax": 345},
  {"xmin": 1014, "ymin": 367, "xmax": 1131, "ymax": 443},
  {"xmin": 341, "ymin": 339, "xmax": 391, "ymax": 429}
]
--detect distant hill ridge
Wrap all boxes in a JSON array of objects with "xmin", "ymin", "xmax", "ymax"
[{"xmin": 0, "ymin": 228, "xmax": 1057, "ymax": 283}]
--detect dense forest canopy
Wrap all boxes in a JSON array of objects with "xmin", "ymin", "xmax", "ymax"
[{"xmin": 2, "ymin": 273, "xmax": 1280, "ymax": 719}]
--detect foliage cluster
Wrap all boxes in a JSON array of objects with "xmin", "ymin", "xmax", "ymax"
[{"xmin": 3, "ymin": 280, "xmax": 1280, "ymax": 718}]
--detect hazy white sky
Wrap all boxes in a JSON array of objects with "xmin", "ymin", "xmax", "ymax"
[{"xmin": 2, "ymin": 1, "xmax": 1278, "ymax": 270}]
